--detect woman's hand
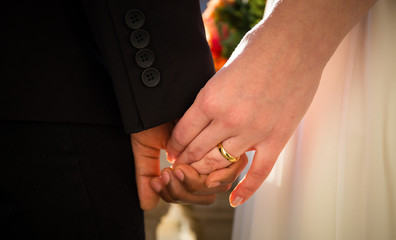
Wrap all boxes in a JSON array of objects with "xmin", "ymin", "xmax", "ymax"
[
  {"xmin": 167, "ymin": 24, "xmax": 323, "ymax": 207},
  {"xmin": 131, "ymin": 122, "xmax": 247, "ymax": 209},
  {"xmin": 166, "ymin": 0, "xmax": 376, "ymax": 207}
]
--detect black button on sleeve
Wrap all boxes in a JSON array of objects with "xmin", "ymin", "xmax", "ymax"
[
  {"xmin": 130, "ymin": 29, "xmax": 150, "ymax": 49},
  {"xmin": 125, "ymin": 9, "xmax": 145, "ymax": 29},
  {"xmin": 141, "ymin": 68, "xmax": 160, "ymax": 87},
  {"xmin": 135, "ymin": 49, "xmax": 155, "ymax": 68}
]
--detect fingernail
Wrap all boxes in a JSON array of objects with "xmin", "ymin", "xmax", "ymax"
[
  {"xmin": 230, "ymin": 197, "xmax": 243, "ymax": 208},
  {"xmin": 151, "ymin": 182, "xmax": 162, "ymax": 193},
  {"xmin": 166, "ymin": 152, "xmax": 176, "ymax": 163},
  {"xmin": 208, "ymin": 182, "xmax": 221, "ymax": 188},
  {"xmin": 162, "ymin": 171, "xmax": 170, "ymax": 185},
  {"xmin": 174, "ymin": 169, "xmax": 184, "ymax": 182}
]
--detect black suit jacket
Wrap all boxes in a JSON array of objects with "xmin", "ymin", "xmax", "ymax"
[
  {"xmin": 0, "ymin": 1, "xmax": 214, "ymax": 238},
  {"xmin": 0, "ymin": 0, "xmax": 215, "ymax": 133}
]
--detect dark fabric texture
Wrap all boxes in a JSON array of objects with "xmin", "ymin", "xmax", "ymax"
[
  {"xmin": 0, "ymin": 0, "xmax": 215, "ymax": 238},
  {"xmin": 0, "ymin": 0, "xmax": 215, "ymax": 133},
  {"xmin": 0, "ymin": 121, "xmax": 145, "ymax": 240}
]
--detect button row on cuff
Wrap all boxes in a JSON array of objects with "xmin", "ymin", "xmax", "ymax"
[
  {"xmin": 142, "ymin": 68, "xmax": 160, "ymax": 87},
  {"xmin": 125, "ymin": 9, "xmax": 160, "ymax": 87},
  {"xmin": 130, "ymin": 29, "xmax": 150, "ymax": 49},
  {"xmin": 136, "ymin": 49, "xmax": 154, "ymax": 68},
  {"xmin": 125, "ymin": 9, "xmax": 145, "ymax": 29}
]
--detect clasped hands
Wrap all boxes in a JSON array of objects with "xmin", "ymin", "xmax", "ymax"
[
  {"xmin": 131, "ymin": 8, "xmax": 329, "ymax": 209},
  {"xmin": 129, "ymin": 0, "xmax": 377, "ymax": 211},
  {"xmin": 131, "ymin": 122, "xmax": 248, "ymax": 210},
  {"xmin": 131, "ymin": 47, "xmax": 320, "ymax": 210}
]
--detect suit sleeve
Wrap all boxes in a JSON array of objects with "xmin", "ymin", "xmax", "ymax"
[{"xmin": 82, "ymin": 0, "xmax": 215, "ymax": 133}]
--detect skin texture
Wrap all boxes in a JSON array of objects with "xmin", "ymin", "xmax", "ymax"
[
  {"xmin": 131, "ymin": 123, "xmax": 173, "ymax": 210},
  {"xmin": 131, "ymin": 123, "xmax": 247, "ymax": 210},
  {"xmin": 166, "ymin": 0, "xmax": 377, "ymax": 207}
]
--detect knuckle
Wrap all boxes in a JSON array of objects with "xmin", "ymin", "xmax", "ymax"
[
  {"xmin": 241, "ymin": 170, "xmax": 269, "ymax": 196},
  {"xmin": 200, "ymin": 100, "xmax": 214, "ymax": 116},
  {"xmin": 204, "ymin": 157, "xmax": 223, "ymax": 172},
  {"xmin": 197, "ymin": 92, "xmax": 216, "ymax": 115},
  {"xmin": 224, "ymin": 117, "xmax": 238, "ymax": 128},
  {"xmin": 242, "ymin": 184, "xmax": 257, "ymax": 196},
  {"xmin": 172, "ymin": 128, "xmax": 186, "ymax": 147},
  {"xmin": 250, "ymin": 168, "xmax": 269, "ymax": 180},
  {"xmin": 185, "ymin": 147, "xmax": 201, "ymax": 162},
  {"xmin": 189, "ymin": 144, "xmax": 204, "ymax": 157},
  {"xmin": 221, "ymin": 113, "xmax": 243, "ymax": 130}
]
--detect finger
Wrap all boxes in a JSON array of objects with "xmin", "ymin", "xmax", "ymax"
[
  {"xmin": 166, "ymin": 105, "xmax": 211, "ymax": 161},
  {"xmin": 174, "ymin": 121, "xmax": 230, "ymax": 165},
  {"xmin": 151, "ymin": 176, "xmax": 177, "ymax": 204},
  {"xmin": 173, "ymin": 164, "xmax": 231, "ymax": 194},
  {"xmin": 151, "ymin": 170, "xmax": 194, "ymax": 204},
  {"xmin": 229, "ymin": 144, "xmax": 279, "ymax": 207},
  {"xmin": 189, "ymin": 137, "xmax": 251, "ymax": 175},
  {"xmin": 189, "ymin": 147, "xmax": 232, "ymax": 175},
  {"xmin": 206, "ymin": 153, "xmax": 249, "ymax": 188},
  {"xmin": 161, "ymin": 169, "xmax": 216, "ymax": 205}
]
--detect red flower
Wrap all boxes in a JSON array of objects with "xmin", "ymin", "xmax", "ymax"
[
  {"xmin": 210, "ymin": 35, "xmax": 222, "ymax": 58},
  {"xmin": 203, "ymin": 0, "xmax": 237, "ymax": 71}
]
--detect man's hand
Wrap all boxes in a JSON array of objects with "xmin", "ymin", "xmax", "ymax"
[
  {"xmin": 131, "ymin": 123, "xmax": 248, "ymax": 209},
  {"xmin": 151, "ymin": 154, "xmax": 248, "ymax": 205},
  {"xmin": 131, "ymin": 122, "xmax": 174, "ymax": 210}
]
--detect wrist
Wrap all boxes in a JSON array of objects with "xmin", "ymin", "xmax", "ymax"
[{"xmin": 237, "ymin": 0, "xmax": 376, "ymax": 71}]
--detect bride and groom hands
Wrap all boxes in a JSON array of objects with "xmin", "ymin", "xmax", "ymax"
[
  {"xmin": 131, "ymin": 25, "xmax": 321, "ymax": 210},
  {"xmin": 131, "ymin": 122, "xmax": 248, "ymax": 210},
  {"xmin": 132, "ymin": 0, "xmax": 377, "ymax": 211},
  {"xmin": 162, "ymin": 0, "xmax": 377, "ymax": 208},
  {"xmin": 131, "ymin": 2, "xmax": 324, "ymax": 210},
  {"xmin": 164, "ymin": 23, "xmax": 324, "ymax": 208}
]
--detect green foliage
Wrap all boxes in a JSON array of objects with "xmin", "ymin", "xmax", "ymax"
[{"xmin": 214, "ymin": 0, "xmax": 266, "ymax": 58}]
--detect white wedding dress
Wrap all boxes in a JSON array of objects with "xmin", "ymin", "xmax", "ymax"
[{"xmin": 232, "ymin": 0, "xmax": 396, "ymax": 239}]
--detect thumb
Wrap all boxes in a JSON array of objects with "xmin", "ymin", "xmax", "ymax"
[{"xmin": 229, "ymin": 147, "xmax": 278, "ymax": 207}]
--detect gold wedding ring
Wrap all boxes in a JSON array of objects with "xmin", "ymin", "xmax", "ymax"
[{"xmin": 218, "ymin": 143, "xmax": 240, "ymax": 163}]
